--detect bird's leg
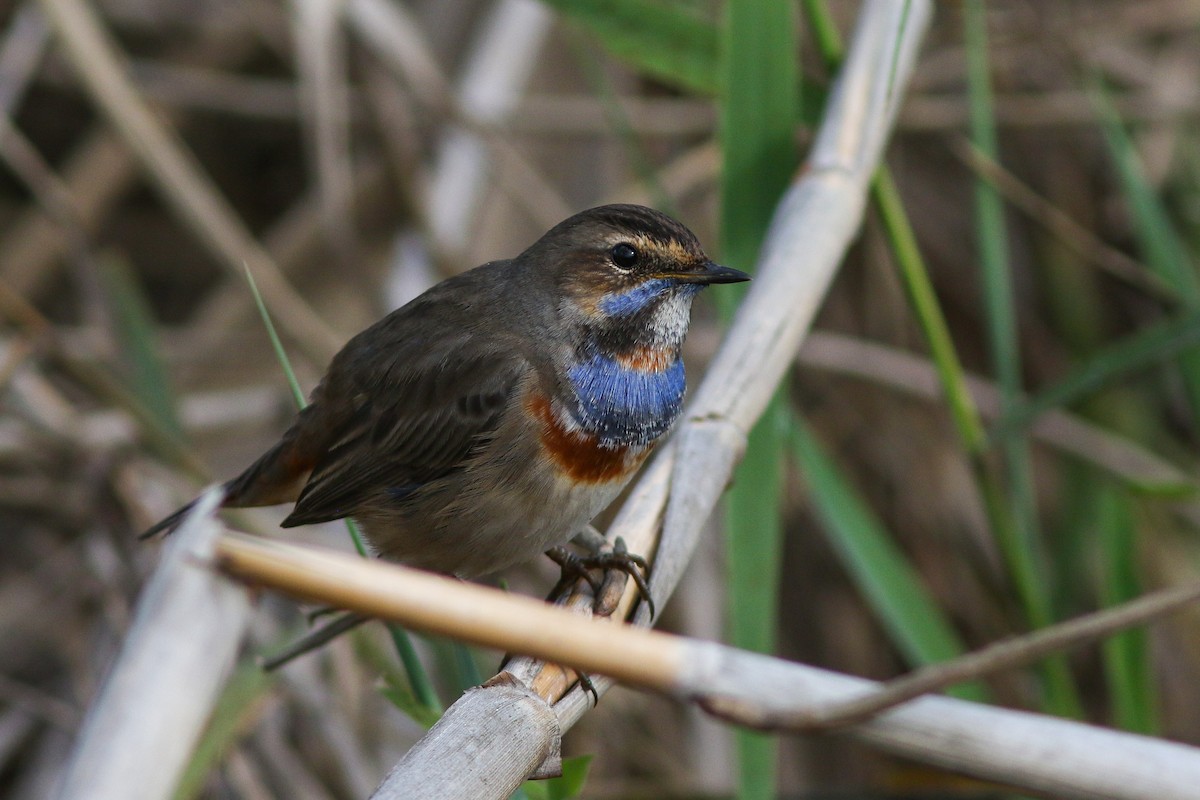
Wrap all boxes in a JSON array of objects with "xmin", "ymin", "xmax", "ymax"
[
  {"xmin": 546, "ymin": 526, "xmax": 655, "ymax": 619},
  {"xmin": 540, "ymin": 530, "xmax": 654, "ymax": 706}
]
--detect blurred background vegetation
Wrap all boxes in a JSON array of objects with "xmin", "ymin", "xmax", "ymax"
[{"xmin": 2, "ymin": 0, "xmax": 1200, "ymax": 797}]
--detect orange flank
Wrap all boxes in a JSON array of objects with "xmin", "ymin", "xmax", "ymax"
[
  {"xmin": 230, "ymin": 441, "xmax": 316, "ymax": 506},
  {"xmin": 614, "ymin": 346, "xmax": 674, "ymax": 373},
  {"xmin": 525, "ymin": 393, "xmax": 647, "ymax": 483}
]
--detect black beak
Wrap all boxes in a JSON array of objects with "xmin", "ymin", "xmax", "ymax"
[{"xmin": 670, "ymin": 261, "xmax": 752, "ymax": 285}]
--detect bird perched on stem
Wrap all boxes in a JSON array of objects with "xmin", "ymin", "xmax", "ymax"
[{"xmin": 144, "ymin": 204, "xmax": 747, "ymax": 603}]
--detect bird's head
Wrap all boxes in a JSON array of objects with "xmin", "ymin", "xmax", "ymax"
[{"xmin": 523, "ymin": 204, "xmax": 749, "ymax": 328}]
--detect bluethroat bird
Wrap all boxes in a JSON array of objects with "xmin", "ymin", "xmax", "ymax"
[{"xmin": 144, "ymin": 204, "xmax": 747, "ymax": 616}]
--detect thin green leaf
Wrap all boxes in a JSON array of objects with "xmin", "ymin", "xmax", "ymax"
[
  {"xmin": 717, "ymin": 1, "xmax": 799, "ymax": 796},
  {"xmin": 245, "ymin": 267, "xmax": 440, "ymax": 717},
  {"xmin": 355, "ymin": 632, "xmax": 443, "ymax": 728},
  {"xmin": 872, "ymin": 170, "xmax": 989, "ymax": 452},
  {"xmin": 378, "ymin": 685, "xmax": 442, "ymax": 729},
  {"xmin": 801, "ymin": 2, "xmax": 988, "ymax": 455},
  {"xmin": 1090, "ymin": 79, "xmax": 1200, "ymax": 306},
  {"xmin": 429, "ymin": 635, "xmax": 485, "ymax": 696},
  {"xmin": 243, "ymin": 263, "xmax": 305, "ymax": 410},
  {"xmin": 101, "ymin": 254, "xmax": 185, "ymax": 442},
  {"xmin": 385, "ymin": 622, "xmax": 442, "ymax": 715},
  {"xmin": 964, "ymin": 0, "xmax": 1080, "ymax": 717},
  {"xmin": 1096, "ymin": 487, "xmax": 1158, "ymax": 734},
  {"xmin": 173, "ymin": 659, "xmax": 275, "ymax": 799},
  {"xmin": 997, "ymin": 309, "xmax": 1200, "ymax": 437},
  {"xmin": 789, "ymin": 414, "xmax": 987, "ymax": 701},
  {"xmin": 1125, "ymin": 480, "xmax": 1200, "ymax": 499},
  {"xmin": 247, "ymin": 265, "xmax": 370, "ymax": 559},
  {"xmin": 541, "ymin": 0, "xmax": 718, "ymax": 94},
  {"xmin": 1090, "ymin": 76, "xmax": 1200, "ymax": 420}
]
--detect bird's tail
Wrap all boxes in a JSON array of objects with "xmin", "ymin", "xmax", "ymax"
[
  {"xmin": 138, "ymin": 482, "xmax": 232, "ymax": 540},
  {"xmin": 138, "ymin": 434, "xmax": 313, "ymax": 540}
]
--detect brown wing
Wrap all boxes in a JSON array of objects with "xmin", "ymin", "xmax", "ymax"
[{"xmin": 279, "ymin": 342, "xmax": 529, "ymax": 527}]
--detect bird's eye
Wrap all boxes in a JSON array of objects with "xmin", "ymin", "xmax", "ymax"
[{"xmin": 609, "ymin": 243, "xmax": 639, "ymax": 271}]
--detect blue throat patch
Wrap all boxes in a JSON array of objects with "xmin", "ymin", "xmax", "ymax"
[
  {"xmin": 566, "ymin": 354, "xmax": 685, "ymax": 447},
  {"xmin": 598, "ymin": 278, "xmax": 675, "ymax": 316}
]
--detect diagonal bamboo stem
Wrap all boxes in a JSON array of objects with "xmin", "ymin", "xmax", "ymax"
[{"xmin": 371, "ymin": 2, "xmax": 934, "ymax": 797}]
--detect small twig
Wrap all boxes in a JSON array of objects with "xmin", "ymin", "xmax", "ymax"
[
  {"xmin": 261, "ymin": 611, "xmax": 369, "ymax": 671},
  {"xmin": 798, "ymin": 331, "xmax": 1199, "ymax": 499},
  {"xmin": 211, "ymin": 532, "xmax": 1200, "ymax": 800},
  {"xmin": 37, "ymin": 0, "xmax": 343, "ymax": 363},
  {"xmin": 702, "ymin": 581, "xmax": 1200, "ymax": 732},
  {"xmin": 292, "ymin": 0, "xmax": 359, "ymax": 265},
  {"xmin": 952, "ymin": 139, "xmax": 1172, "ymax": 301},
  {"xmin": 212, "ymin": 528, "xmax": 1200, "ymax": 734},
  {"xmin": 0, "ymin": 5, "xmax": 49, "ymax": 114}
]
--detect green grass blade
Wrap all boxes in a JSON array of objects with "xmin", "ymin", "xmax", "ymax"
[
  {"xmin": 997, "ymin": 309, "xmax": 1200, "ymax": 436},
  {"xmin": 246, "ymin": 264, "xmax": 372, "ymax": 555},
  {"xmin": 717, "ymin": 0, "xmax": 799, "ymax": 796},
  {"xmin": 173, "ymin": 659, "xmax": 275, "ymax": 799},
  {"xmin": 243, "ymin": 263, "xmax": 306, "ymax": 410},
  {"xmin": 565, "ymin": 32, "xmax": 674, "ymax": 214},
  {"xmin": 725, "ymin": 403, "xmax": 785, "ymax": 798},
  {"xmin": 354, "ymin": 632, "xmax": 442, "ymax": 728},
  {"xmin": 101, "ymin": 254, "xmax": 185, "ymax": 442},
  {"xmin": 801, "ymin": 1, "xmax": 988, "ymax": 455},
  {"xmin": 964, "ymin": 0, "xmax": 1081, "ymax": 718},
  {"xmin": 428, "ymin": 635, "xmax": 485, "ymax": 697},
  {"xmin": 789, "ymin": 414, "xmax": 988, "ymax": 701},
  {"xmin": 1090, "ymin": 77, "xmax": 1200, "ymax": 421},
  {"xmin": 244, "ymin": 266, "xmax": 441, "ymax": 718},
  {"xmin": 718, "ymin": 1, "xmax": 798, "ymax": 288},
  {"xmin": 1090, "ymin": 79, "xmax": 1200, "ymax": 306},
  {"xmin": 965, "ymin": 0, "xmax": 1018, "ymax": 403},
  {"xmin": 540, "ymin": 0, "xmax": 718, "ymax": 94},
  {"xmin": 386, "ymin": 621, "xmax": 442, "ymax": 714},
  {"xmin": 1095, "ymin": 485, "xmax": 1158, "ymax": 733},
  {"xmin": 452, "ymin": 641, "xmax": 484, "ymax": 689},
  {"xmin": 872, "ymin": 170, "xmax": 989, "ymax": 452},
  {"xmin": 542, "ymin": 0, "xmax": 826, "ymax": 126}
]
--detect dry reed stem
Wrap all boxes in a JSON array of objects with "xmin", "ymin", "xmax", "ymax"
[
  {"xmin": 542, "ymin": 0, "xmax": 936, "ymax": 724},
  {"xmin": 36, "ymin": 0, "xmax": 343, "ymax": 362},
  {"xmin": 215, "ymin": 533, "xmax": 683, "ymax": 690},
  {"xmin": 213, "ymin": 532, "xmax": 1200, "ymax": 800},
  {"xmin": 0, "ymin": 15, "xmax": 263, "ymax": 298},
  {"xmin": 292, "ymin": 0, "xmax": 358, "ymax": 264},
  {"xmin": 56, "ymin": 488, "xmax": 252, "ymax": 800},
  {"xmin": 346, "ymin": 0, "xmax": 570, "ymax": 249},
  {"xmin": 368, "ymin": 2, "xmax": 935, "ymax": 796},
  {"xmin": 799, "ymin": 331, "xmax": 1199, "ymax": 507}
]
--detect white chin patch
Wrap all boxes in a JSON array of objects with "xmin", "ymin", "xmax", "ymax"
[{"xmin": 649, "ymin": 293, "xmax": 693, "ymax": 345}]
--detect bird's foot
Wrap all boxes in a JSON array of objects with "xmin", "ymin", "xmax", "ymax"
[
  {"xmin": 543, "ymin": 537, "xmax": 654, "ymax": 706},
  {"xmin": 546, "ymin": 536, "xmax": 655, "ymax": 620},
  {"xmin": 576, "ymin": 671, "xmax": 599, "ymax": 707}
]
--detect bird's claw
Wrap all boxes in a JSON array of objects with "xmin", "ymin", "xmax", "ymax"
[
  {"xmin": 546, "ymin": 536, "xmax": 656, "ymax": 619},
  {"xmin": 576, "ymin": 671, "xmax": 599, "ymax": 707}
]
